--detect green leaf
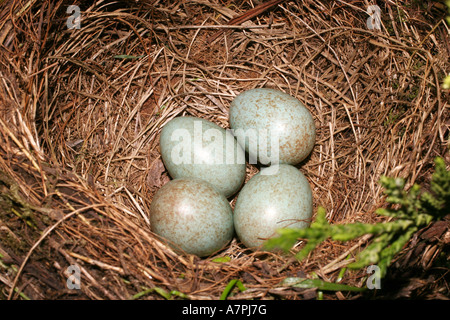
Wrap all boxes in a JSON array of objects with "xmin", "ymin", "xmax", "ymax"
[
  {"xmin": 294, "ymin": 237, "xmax": 324, "ymax": 260},
  {"xmin": 313, "ymin": 206, "xmax": 329, "ymax": 226},
  {"xmin": 377, "ymin": 227, "xmax": 417, "ymax": 277},
  {"xmin": 212, "ymin": 256, "xmax": 231, "ymax": 263},
  {"xmin": 220, "ymin": 279, "xmax": 247, "ymax": 300},
  {"xmin": 129, "ymin": 286, "xmax": 188, "ymax": 300},
  {"xmin": 265, "ymin": 206, "xmax": 329, "ymax": 253},
  {"xmin": 169, "ymin": 290, "xmax": 189, "ymax": 299},
  {"xmin": 113, "ymin": 54, "xmax": 144, "ymax": 60},
  {"xmin": 263, "ymin": 157, "xmax": 449, "ymax": 286},
  {"xmin": 264, "ymin": 228, "xmax": 306, "ymax": 252},
  {"xmin": 348, "ymin": 233, "xmax": 393, "ymax": 270},
  {"xmin": 129, "ymin": 287, "xmax": 156, "ymax": 300},
  {"xmin": 423, "ymin": 157, "xmax": 450, "ymax": 219},
  {"xmin": 443, "ymin": 74, "xmax": 450, "ymax": 89},
  {"xmin": 281, "ymin": 277, "xmax": 366, "ymax": 292}
]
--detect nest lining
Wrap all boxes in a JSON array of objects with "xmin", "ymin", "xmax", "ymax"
[{"xmin": 0, "ymin": 0, "xmax": 449, "ymax": 300}]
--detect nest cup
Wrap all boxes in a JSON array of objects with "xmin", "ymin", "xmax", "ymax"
[{"xmin": 0, "ymin": 0, "xmax": 448, "ymax": 300}]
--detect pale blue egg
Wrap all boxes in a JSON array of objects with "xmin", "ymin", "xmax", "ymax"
[
  {"xmin": 229, "ymin": 88, "xmax": 315, "ymax": 166},
  {"xmin": 160, "ymin": 116, "xmax": 246, "ymax": 198},
  {"xmin": 150, "ymin": 178, "xmax": 234, "ymax": 257},
  {"xmin": 233, "ymin": 164, "xmax": 313, "ymax": 248}
]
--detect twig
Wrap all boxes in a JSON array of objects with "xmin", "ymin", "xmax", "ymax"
[{"xmin": 207, "ymin": 0, "xmax": 287, "ymax": 43}]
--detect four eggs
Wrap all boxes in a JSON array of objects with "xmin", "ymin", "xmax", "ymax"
[{"xmin": 150, "ymin": 88, "xmax": 316, "ymax": 256}]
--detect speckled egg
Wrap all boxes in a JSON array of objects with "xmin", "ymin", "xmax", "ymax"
[
  {"xmin": 160, "ymin": 116, "xmax": 246, "ymax": 198},
  {"xmin": 233, "ymin": 164, "xmax": 313, "ymax": 248},
  {"xmin": 149, "ymin": 178, "xmax": 234, "ymax": 257},
  {"xmin": 229, "ymin": 88, "xmax": 316, "ymax": 166}
]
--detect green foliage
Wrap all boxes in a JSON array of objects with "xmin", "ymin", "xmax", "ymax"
[
  {"xmin": 265, "ymin": 157, "xmax": 449, "ymax": 279},
  {"xmin": 281, "ymin": 277, "xmax": 366, "ymax": 292},
  {"xmin": 444, "ymin": 1, "xmax": 450, "ymax": 89},
  {"xmin": 212, "ymin": 255, "xmax": 231, "ymax": 263},
  {"xmin": 447, "ymin": 0, "xmax": 450, "ymax": 25},
  {"xmin": 220, "ymin": 279, "xmax": 247, "ymax": 300},
  {"xmin": 129, "ymin": 286, "xmax": 189, "ymax": 300},
  {"xmin": 444, "ymin": 76, "xmax": 450, "ymax": 90}
]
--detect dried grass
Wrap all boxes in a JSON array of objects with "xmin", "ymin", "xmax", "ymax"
[{"xmin": 0, "ymin": 0, "xmax": 449, "ymax": 299}]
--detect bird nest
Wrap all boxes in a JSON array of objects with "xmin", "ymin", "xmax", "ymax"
[{"xmin": 0, "ymin": 0, "xmax": 449, "ymax": 300}]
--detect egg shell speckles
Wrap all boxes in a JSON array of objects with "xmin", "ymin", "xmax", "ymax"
[
  {"xmin": 149, "ymin": 178, "xmax": 234, "ymax": 257},
  {"xmin": 233, "ymin": 164, "xmax": 313, "ymax": 248},
  {"xmin": 229, "ymin": 88, "xmax": 316, "ymax": 165},
  {"xmin": 160, "ymin": 116, "xmax": 246, "ymax": 198}
]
